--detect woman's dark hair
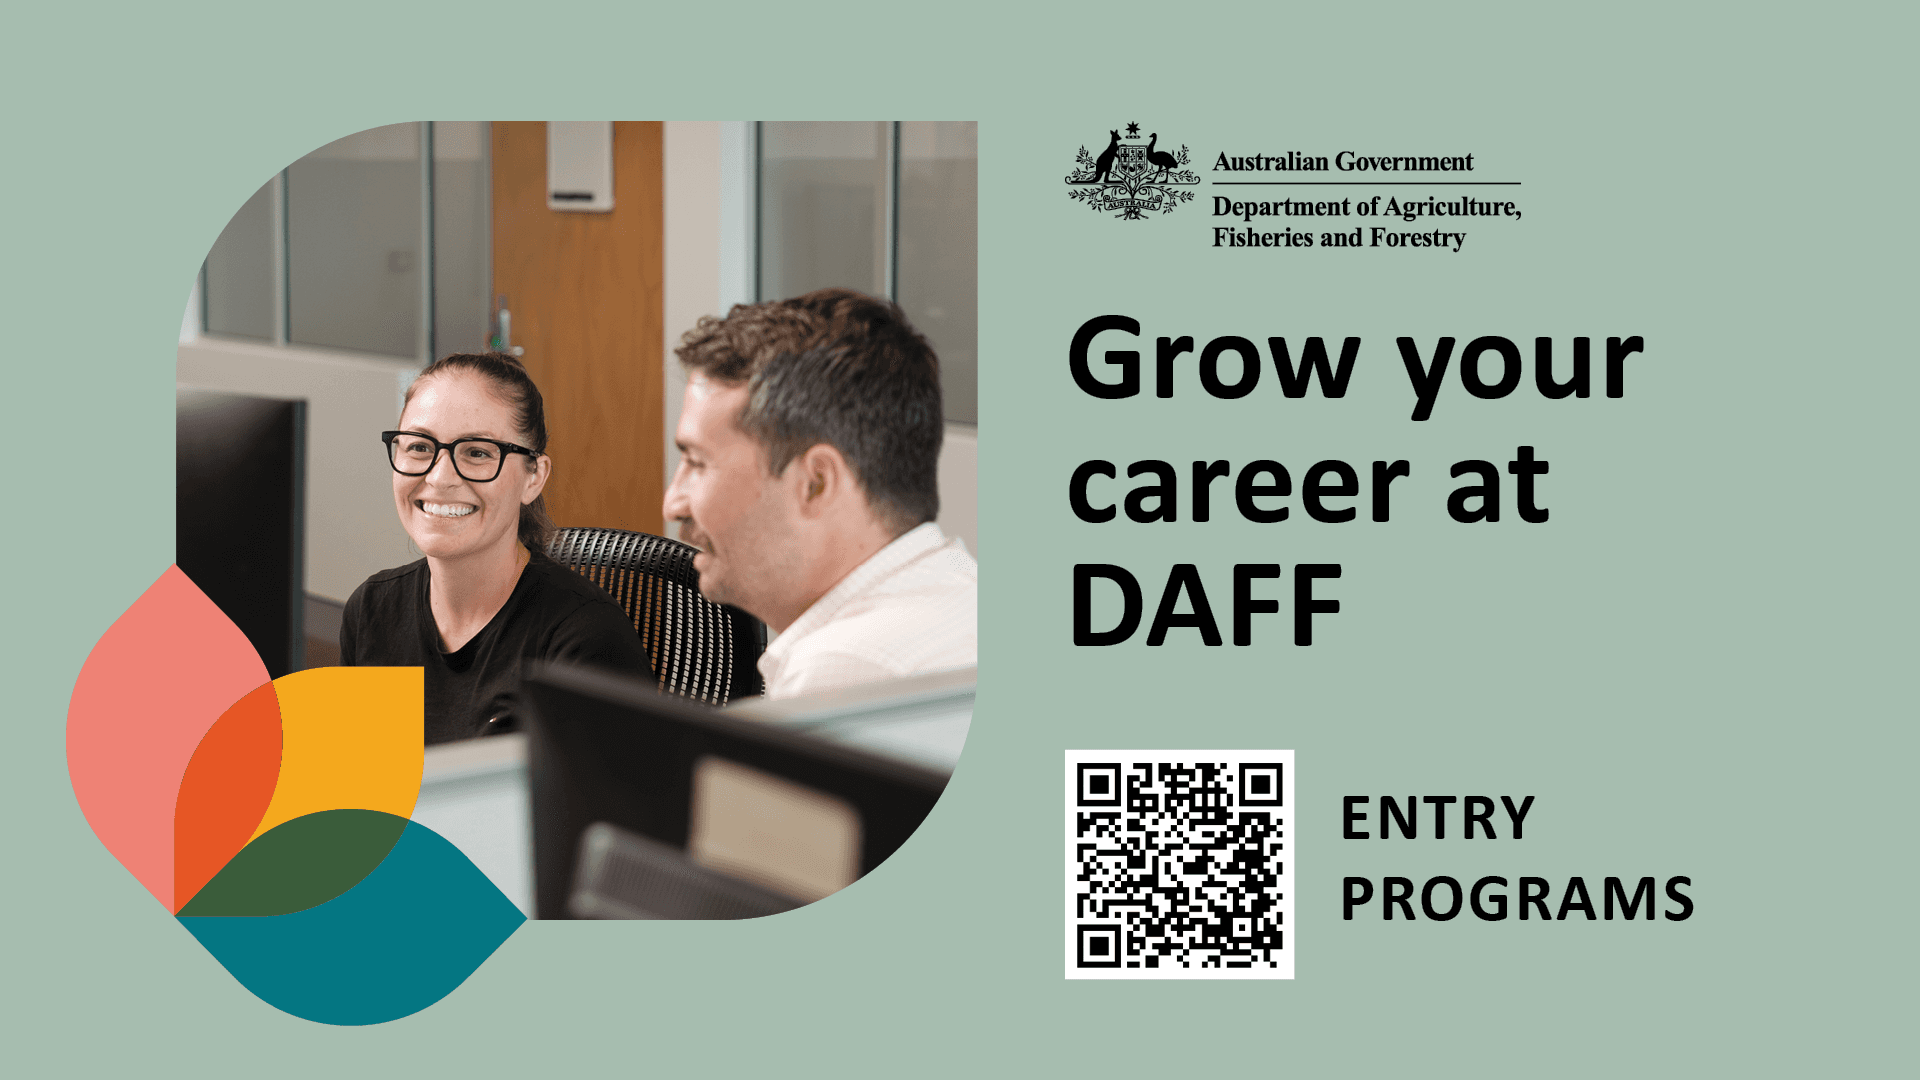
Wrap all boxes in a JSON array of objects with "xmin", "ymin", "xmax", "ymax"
[{"xmin": 401, "ymin": 352, "xmax": 556, "ymax": 552}]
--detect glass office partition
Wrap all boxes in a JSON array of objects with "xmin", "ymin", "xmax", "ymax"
[
  {"xmin": 897, "ymin": 122, "xmax": 978, "ymax": 425},
  {"xmin": 758, "ymin": 122, "xmax": 891, "ymax": 301},
  {"xmin": 286, "ymin": 123, "xmax": 425, "ymax": 359},
  {"xmin": 757, "ymin": 120, "xmax": 978, "ymax": 425},
  {"xmin": 432, "ymin": 121, "xmax": 491, "ymax": 358},
  {"xmin": 202, "ymin": 177, "xmax": 279, "ymax": 342},
  {"xmin": 198, "ymin": 121, "xmax": 489, "ymax": 363}
]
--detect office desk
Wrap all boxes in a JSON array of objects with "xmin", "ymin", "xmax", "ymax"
[
  {"xmin": 413, "ymin": 733, "xmax": 532, "ymax": 915},
  {"xmin": 725, "ymin": 666, "xmax": 975, "ymax": 773},
  {"xmin": 410, "ymin": 667, "xmax": 975, "ymax": 918}
]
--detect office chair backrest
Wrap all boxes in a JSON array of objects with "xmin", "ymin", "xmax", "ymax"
[{"xmin": 546, "ymin": 527, "xmax": 765, "ymax": 705}]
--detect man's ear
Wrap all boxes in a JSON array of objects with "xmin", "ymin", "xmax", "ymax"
[
  {"xmin": 521, "ymin": 453, "xmax": 553, "ymax": 505},
  {"xmin": 794, "ymin": 443, "xmax": 855, "ymax": 517}
]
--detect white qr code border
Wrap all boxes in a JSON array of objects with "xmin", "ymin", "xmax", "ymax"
[{"xmin": 1066, "ymin": 750, "xmax": 1295, "ymax": 980}]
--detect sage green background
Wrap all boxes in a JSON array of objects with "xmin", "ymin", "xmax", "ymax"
[{"xmin": 2, "ymin": 4, "xmax": 1911, "ymax": 1076}]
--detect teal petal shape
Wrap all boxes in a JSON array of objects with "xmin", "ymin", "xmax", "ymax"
[{"xmin": 179, "ymin": 818, "xmax": 526, "ymax": 1025}]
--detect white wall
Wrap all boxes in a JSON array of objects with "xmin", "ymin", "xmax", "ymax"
[
  {"xmin": 662, "ymin": 121, "xmax": 721, "ymax": 533},
  {"xmin": 937, "ymin": 425, "xmax": 978, "ymax": 556}
]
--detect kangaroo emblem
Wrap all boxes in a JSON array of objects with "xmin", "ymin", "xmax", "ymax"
[{"xmin": 1091, "ymin": 130, "xmax": 1121, "ymax": 184}]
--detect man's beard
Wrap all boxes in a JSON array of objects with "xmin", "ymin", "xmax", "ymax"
[{"xmin": 675, "ymin": 521, "xmax": 727, "ymax": 603}]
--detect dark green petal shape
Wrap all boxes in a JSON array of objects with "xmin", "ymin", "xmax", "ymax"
[{"xmin": 178, "ymin": 809, "xmax": 409, "ymax": 916}]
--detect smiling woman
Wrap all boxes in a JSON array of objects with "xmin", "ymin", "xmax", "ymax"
[{"xmin": 338, "ymin": 353, "xmax": 656, "ymax": 744}]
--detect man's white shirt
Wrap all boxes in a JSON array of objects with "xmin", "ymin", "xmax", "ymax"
[{"xmin": 758, "ymin": 522, "xmax": 977, "ymax": 699}]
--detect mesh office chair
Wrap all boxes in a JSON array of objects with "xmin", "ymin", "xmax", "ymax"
[{"xmin": 546, "ymin": 527, "xmax": 765, "ymax": 705}]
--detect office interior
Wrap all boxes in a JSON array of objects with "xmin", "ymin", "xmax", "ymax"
[
  {"xmin": 175, "ymin": 121, "xmax": 978, "ymax": 917},
  {"xmin": 179, "ymin": 121, "xmax": 978, "ymax": 659}
]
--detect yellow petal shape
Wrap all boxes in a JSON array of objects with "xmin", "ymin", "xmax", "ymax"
[{"xmin": 249, "ymin": 667, "xmax": 424, "ymax": 842}]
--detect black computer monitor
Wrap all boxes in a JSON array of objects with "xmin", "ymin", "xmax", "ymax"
[
  {"xmin": 521, "ymin": 661, "xmax": 951, "ymax": 920},
  {"xmin": 176, "ymin": 388, "xmax": 306, "ymax": 677}
]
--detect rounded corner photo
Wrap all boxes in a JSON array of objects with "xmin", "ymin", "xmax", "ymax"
[{"xmin": 163, "ymin": 120, "xmax": 978, "ymax": 926}]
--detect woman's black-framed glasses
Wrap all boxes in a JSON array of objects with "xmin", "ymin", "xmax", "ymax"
[{"xmin": 382, "ymin": 431, "xmax": 539, "ymax": 482}]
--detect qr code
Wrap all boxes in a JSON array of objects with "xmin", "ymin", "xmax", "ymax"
[{"xmin": 1066, "ymin": 751, "xmax": 1294, "ymax": 979}]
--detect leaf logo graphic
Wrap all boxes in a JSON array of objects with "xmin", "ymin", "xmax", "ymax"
[{"xmin": 67, "ymin": 567, "xmax": 525, "ymax": 1025}]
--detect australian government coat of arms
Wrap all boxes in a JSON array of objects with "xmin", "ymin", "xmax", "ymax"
[{"xmin": 1066, "ymin": 123, "xmax": 1200, "ymax": 220}]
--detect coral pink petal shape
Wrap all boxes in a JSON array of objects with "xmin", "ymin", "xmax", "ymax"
[{"xmin": 68, "ymin": 566, "xmax": 271, "ymax": 909}]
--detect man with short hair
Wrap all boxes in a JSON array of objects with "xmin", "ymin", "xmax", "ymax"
[{"xmin": 663, "ymin": 288, "xmax": 977, "ymax": 699}]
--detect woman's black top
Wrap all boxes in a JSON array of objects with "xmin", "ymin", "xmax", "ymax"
[{"xmin": 339, "ymin": 550, "xmax": 654, "ymax": 744}]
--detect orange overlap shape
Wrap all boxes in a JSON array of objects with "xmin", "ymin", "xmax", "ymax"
[{"xmin": 172, "ymin": 682, "xmax": 284, "ymax": 912}]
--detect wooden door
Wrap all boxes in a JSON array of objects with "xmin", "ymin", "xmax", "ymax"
[{"xmin": 491, "ymin": 121, "xmax": 664, "ymax": 536}]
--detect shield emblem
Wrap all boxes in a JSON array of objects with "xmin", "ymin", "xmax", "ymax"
[{"xmin": 1113, "ymin": 144, "xmax": 1150, "ymax": 191}]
